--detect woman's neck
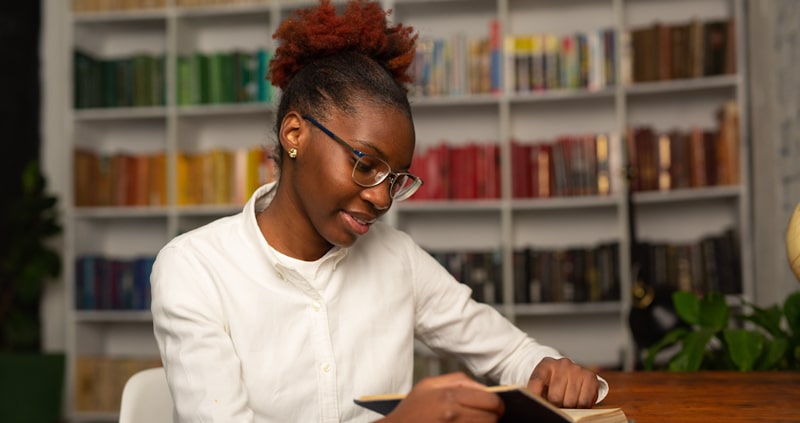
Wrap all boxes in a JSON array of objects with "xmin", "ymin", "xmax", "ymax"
[{"xmin": 256, "ymin": 184, "xmax": 333, "ymax": 261}]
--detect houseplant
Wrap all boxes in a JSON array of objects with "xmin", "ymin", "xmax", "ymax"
[
  {"xmin": 0, "ymin": 160, "xmax": 65, "ymax": 421},
  {"xmin": 644, "ymin": 289, "xmax": 800, "ymax": 371}
]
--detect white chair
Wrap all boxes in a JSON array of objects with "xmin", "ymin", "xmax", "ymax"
[{"xmin": 119, "ymin": 367, "xmax": 174, "ymax": 423}]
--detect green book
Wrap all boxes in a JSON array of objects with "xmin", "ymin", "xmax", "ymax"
[
  {"xmin": 190, "ymin": 52, "xmax": 208, "ymax": 105},
  {"xmin": 240, "ymin": 51, "xmax": 258, "ymax": 102},
  {"xmin": 256, "ymin": 49, "xmax": 272, "ymax": 103},
  {"xmin": 220, "ymin": 52, "xmax": 235, "ymax": 103},
  {"xmin": 208, "ymin": 52, "xmax": 224, "ymax": 104},
  {"xmin": 176, "ymin": 56, "xmax": 191, "ymax": 106},
  {"xmin": 102, "ymin": 59, "xmax": 118, "ymax": 108},
  {"xmin": 117, "ymin": 58, "xmax": 134, "ymax": 107}
]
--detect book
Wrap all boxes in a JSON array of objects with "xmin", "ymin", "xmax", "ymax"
[{"xmin": 354, "ymin": 385, "xmax": 628, "ymax": 423}]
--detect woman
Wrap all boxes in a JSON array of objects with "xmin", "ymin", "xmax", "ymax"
[{"xmin": 151, "ymin": 1, "xmax": 607, "ymax": 421}]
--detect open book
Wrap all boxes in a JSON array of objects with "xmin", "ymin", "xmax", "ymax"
[{"xmin": 354, "ymin": 385, "xmax": 628, "ymax": 423}]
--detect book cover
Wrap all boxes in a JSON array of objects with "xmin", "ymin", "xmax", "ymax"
[{"xmin": 354, "ymin": 385, "xmax": 627, "ymax": 423}]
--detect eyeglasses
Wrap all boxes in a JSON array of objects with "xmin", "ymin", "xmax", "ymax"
[{"xmin": 302, "ymin": 115, "xmax": 423, "ymax": 201}]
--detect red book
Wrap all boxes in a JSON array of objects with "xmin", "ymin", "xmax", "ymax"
[
  {"xmin": 552, "ymin": 136, "xmax": 571, "ymax": 196},
  {"xmin": 583, "ymin": 134, "xmax": 598, "ymax": 196},
  {"xmin": 529, "ymin": 144, "xmax": 540, "ymax": 198},
  {"xmin": 474, "ymin": 143, "xmax": 487, "ymax": 199},
  {"xmin": 485, "ymin": 143, "xmax": 500, "ymax": 199},
  {"xmin": 538, "ymin": 143, "xmax": 553, "ymax": 198},
  {"xmin": 409, "ymin": 149, "xmax": 428, "ymax": 200},
  {"xmin": 511, "ymin": 141, "xmax": 532, "ymax": 198},
  {"xmin": 426, "ymin": 143, "xmax": 450, "ymax": 200},
  {"xmin": 449, "ymin": 146, "xmax": 463, "ymax": 199},
  {"xmin": 463, "ymin": 143, "xmax": 478, "ymax": 199},
  {"xmin": 477, "ymin": 143, "xmax": 499, "ymax": 199}
]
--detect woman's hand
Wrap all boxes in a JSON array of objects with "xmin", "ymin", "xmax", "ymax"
[
  {"xmin": 381, "ymin": 372, "xmax": 504, "ymax": 422},
  {"xmin": 527, "ymin": 357, "xmax": 599, "ymax": 409}
]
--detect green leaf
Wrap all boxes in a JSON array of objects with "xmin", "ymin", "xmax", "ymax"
[
  {"xmin": 668, "ymin": 329, "xmax": 715, "ymax": 371},
  {"xmin": 698, "ymin": 291, "xmax": 729, "ymax": 330},
  {"xmin": 644, "ymin": 327, "xmax": 689, "ymax": 370},
  {"xmin": 756, "ymin": 337, "xmax": 788, "ymax": 370},
  {"xmin": 673, "ymin": 291, "xmax": 700, "ymax": 325},
  {"xmin": 784, "ymin": 291, "xmax": 800, "ymax": 335},
  {"xmin": 723, "ymin": 329, "xmax": 764, "ymax": 371},
  {"xmin": 21, "ymin": 161, "xmax": 42, "ymax": 195},
  {"xmin": 740, "ymin": 303, "xmax": 784, "ymax": 338}
]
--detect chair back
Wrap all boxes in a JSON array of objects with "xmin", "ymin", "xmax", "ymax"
[
  {"xmin": 119, "ymin": 366, "xmax": 173, "ymax": 423},
  {"xmin": 787, "ymin": 202, "xmax": 800, "ymax": 282}
]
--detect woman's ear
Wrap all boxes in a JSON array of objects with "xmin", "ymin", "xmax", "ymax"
[{"xmin": 279, "ymin": 112, "xmax": 304, "ymax": 156}]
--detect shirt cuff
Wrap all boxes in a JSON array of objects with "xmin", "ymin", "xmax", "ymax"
[{"xmin": 596, "ymin": 375, "xmax": 609, "ymax": 404}]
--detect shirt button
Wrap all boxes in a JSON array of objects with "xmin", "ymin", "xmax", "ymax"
[
  {"xmin": 321, "ymin": 362, "xmax": 331, "ymax": 372},
  {"xmin": 312, "ymin": 302, "xmax": 321, "ymax": 312}
]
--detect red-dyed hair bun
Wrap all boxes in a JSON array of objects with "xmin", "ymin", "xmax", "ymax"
[{"xmin": 268, "ymin": 0, "xmax": 417, "ymax": 91}]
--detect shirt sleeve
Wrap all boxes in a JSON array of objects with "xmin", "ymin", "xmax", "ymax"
[
  {"xmin": 150, "ymin": 244, "xmax": 255, "ymax": 422},
  {"xmin": 408, "ymin": 241, "xmax": 609, "ymax": 403}
]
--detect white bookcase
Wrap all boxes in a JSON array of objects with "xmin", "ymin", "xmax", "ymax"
[{"xmin": 63, "ymin": 0, "xmax": 750, "ymax": 421}]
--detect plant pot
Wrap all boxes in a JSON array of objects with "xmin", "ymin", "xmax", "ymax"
[{"xmin": 0, "ymin": 352, "xmax": 65, "ymax": 423}]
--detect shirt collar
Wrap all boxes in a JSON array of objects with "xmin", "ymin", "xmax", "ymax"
[{"xmin": 243, "ymin": 182, "xmax": 349, "ymax": 275}]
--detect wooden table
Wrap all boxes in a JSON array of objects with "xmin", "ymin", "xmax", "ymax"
[{"xmin": 599, "ymin": 371, "xmax": 800, "ymax": 422}]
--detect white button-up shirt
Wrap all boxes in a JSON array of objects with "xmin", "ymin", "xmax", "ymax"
[{"xmin": 151, "ymin": 182, "xmax": 608, "ymax": 422}]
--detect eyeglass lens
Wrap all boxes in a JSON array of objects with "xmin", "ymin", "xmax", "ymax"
[{"xmin": 352, "ymin": 155, "xmax": 417, "ymax": 200}]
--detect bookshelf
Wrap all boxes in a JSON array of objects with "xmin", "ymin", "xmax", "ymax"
[{"xmin": 63, "ymin": 0, "xmax": 750, "ymax": 421}]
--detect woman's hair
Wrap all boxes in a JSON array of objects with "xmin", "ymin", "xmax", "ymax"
[{"xmin": 268, "ymin": 0, "xmax": 418, "ymax": 160}]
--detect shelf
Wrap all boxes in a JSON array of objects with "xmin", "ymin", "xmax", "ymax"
[
  {"xmin": 72, "ymin": 206, "xmax": 170, "ymax": 219},
  {"xmin": 409, "ymin": 93, "xmax": 500, "ymax": 108},
  {"xmin": 73, "ymin": 107, "xmax": 168, "ymax": 121},
  {"xmin": 625, "ymin": 75, "xmax": 738, "ymax": 96},
  {"xmin": 72, "ymin": 9, "xmax": 167, "ymax": 24},
  {"xmin": 408, "ymin": 88, "xmax": 617, "ymax": 107},
  {"xmin": 509, "ymin": 87, "xmax": 616, "ymax": 104},
  {"xmin": 176, "ymin": 102, "xmax": 275, "ymax": 117},
  {"xmin": 633, "ymin": 186, "xmax": 740, "ymax": 205},
  {"xmin": 397, "ymin": 199, "xmax": 503, "ymax": 213},
  {"xmin": 176, "ymin": 204, "xmax": 244, "ymax": 216},
  {"xmin": 513, "ymin": 301, "xmax": 623, "ymax": 317},
  {"xmin": 74, "ymin": 310, "xmax": 153, "ymax": 323},
  {"xmin": 511, "ymin": 195, "xmax": 621, "ymax": 211},
  {"xmin": 174, "ymin": 3, "xmax": 273, "ymax": 18},
  {"xmin": 393, "ymin": 0, "xmax": 475, "ymax": 5}
]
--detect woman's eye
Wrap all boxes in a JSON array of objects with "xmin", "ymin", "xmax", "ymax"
[{"xmin": 355, "ymin": 158, "xmax": 377, "ymax": 173}]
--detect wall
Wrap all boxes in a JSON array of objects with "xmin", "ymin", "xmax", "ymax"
[
  {"xmin": 41, "ymin": 0, "xmax": 68, "ymax": 352},
  {"xmin": 749, "ymin": 0, "xmax": 800, "ymax": 306}
]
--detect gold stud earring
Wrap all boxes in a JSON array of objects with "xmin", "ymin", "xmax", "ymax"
[{"xmin": 288, "ymin": 148, "xmax": 298, "ymax": 159}]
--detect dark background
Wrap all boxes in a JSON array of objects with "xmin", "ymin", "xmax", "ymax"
[{"xmin": 0, "ymin": 2, "xmax": 41, "ymax": 201}]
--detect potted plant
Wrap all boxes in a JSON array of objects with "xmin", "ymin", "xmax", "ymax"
[
  {"xmin": 644, "ymin": 289, "xmax": 800, "ymax": 371},
  {"xmin": 0, "ymin": 160, "xmax": 65, "ymax": 422}
]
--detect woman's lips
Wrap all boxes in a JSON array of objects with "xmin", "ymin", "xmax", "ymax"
[{"xmin": 342, "ymin": 211, "xmax": 375, "ymax": 235}]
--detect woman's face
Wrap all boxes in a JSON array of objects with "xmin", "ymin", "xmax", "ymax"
[{"xmin": 285, "ymin": 102, "xmax": 415, "ymax": 251}]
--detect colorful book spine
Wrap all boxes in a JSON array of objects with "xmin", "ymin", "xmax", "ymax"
[{"xmin": 74, "ymin": 255, "xmax": 156, "ymax": 311}]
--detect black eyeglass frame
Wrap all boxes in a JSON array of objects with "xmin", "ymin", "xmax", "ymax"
[{"xmin": 301, "ymin": 115, "xmax": 423, "ymax": 201}]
